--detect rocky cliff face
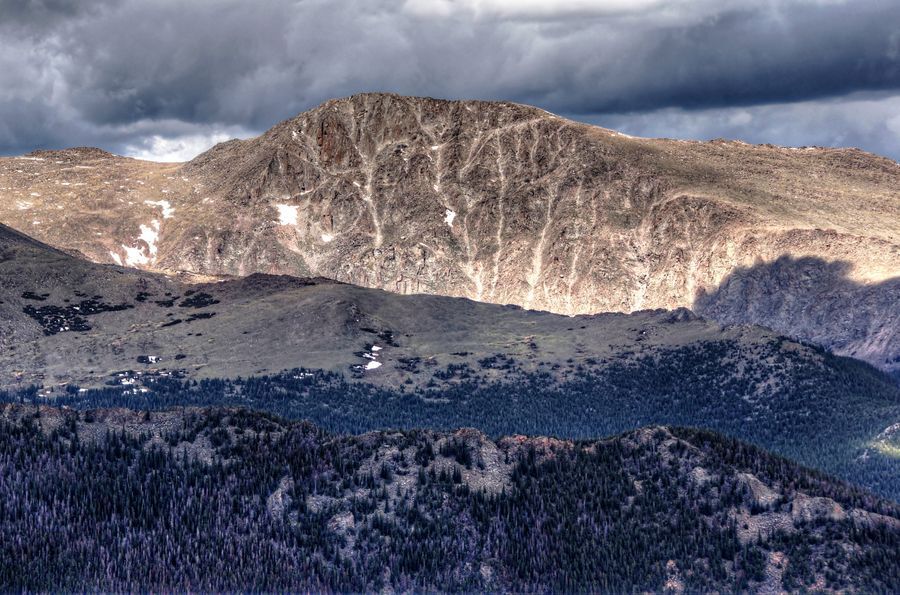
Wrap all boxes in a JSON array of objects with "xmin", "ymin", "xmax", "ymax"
[{"xmin": 1, "ymin": 93, "xmax": 898, "ymax": 370}]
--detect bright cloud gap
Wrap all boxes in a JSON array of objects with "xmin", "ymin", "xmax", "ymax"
[
  {"xmin": 117, "ymin": 90, "xmax": 900, "ymax": 164},
  {"xmin": 124, "ymin": 131, "xmax": 250, "ymax": 162}
]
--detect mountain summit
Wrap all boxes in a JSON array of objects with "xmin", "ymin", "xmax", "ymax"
[{"xmin": 0, "ymin": 93, "xmax": 897, "ymax": 370}]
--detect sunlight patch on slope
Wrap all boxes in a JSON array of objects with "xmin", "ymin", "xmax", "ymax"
[{"xmin": 870, "ymin": 422, "xmax": 900, "ymax": 458}]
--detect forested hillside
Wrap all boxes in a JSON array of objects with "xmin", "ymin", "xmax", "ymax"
[
  {"xmin": 7, "ymin": 338, "xmax": 900, "ymax": 501},
  {"xmin": 0, "ymin": 404, "xmax": 897, "ymax": 592}
]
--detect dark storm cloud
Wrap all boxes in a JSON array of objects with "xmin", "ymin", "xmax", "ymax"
[
  {"xmin": 543, "ymin": 1, "xmax": 900, "ymax": 113},
  {"xmin": 0, "ymin": 0, "xmax": 119, "ymax": 33},
  {"xmin": 0, "ymin": 0, "xmax": 898, "ymax": 160},
  {"xmin": 592, "ymin": 91, "xmax": 900, "ymax": 165}
]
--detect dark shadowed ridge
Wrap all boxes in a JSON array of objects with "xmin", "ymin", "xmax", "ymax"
[{"xmin": 695, "ymin": 255, "xmax": 900, "ymax": 371}]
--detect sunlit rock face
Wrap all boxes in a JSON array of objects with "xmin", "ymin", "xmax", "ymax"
[{"xmin": 1, "ymin": 93, "xmax": 898, "ymax": 370}]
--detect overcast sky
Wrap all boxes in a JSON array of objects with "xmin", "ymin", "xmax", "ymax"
[{"xmin": 1, "ymin": 0, "xmax": 898, "ymax": 161}]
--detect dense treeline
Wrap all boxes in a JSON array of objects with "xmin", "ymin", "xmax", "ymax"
[
  {"xmin": 890, "ymin": 369, "xmax": 900, "ymax": 386},
  {"xmin": 0, "ymin": 407, "xmax": 897, "ymax": 592},
  {"xmin": 7, "ymin": 339, "xmax": 898, "ymax": 500}
]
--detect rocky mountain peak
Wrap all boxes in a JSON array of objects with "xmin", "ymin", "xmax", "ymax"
[{"xmin": 1, "ymin": 93, "xmax": 898, "ymax": 371}]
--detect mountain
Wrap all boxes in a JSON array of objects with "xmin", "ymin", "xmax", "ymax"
[
  {"xmin": 3, "ymin": 222, "xmax": 899, "ymax": 500},
  {"xmin": 0, "ymin": 221, "xmax": 779, "ymax": 391},
  {"xmin": 1, "ymin": 404, "xmax": 898, "ymax": 592},
  {"xmin": 1, "ymin": 93, "xmax": 897, "ymax": 372}
]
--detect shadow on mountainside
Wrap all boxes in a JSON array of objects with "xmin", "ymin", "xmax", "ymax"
[{"xmin": 693, "ymin": 255, "xmax": 900, "ymax": 371}]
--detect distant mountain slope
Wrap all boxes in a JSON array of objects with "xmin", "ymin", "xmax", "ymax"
[
  {"xmin": 0, "ymin": 221, "xmax": 778, "ymax": 391},
  {"xmin": 1, "ymin": 93, "xmax": 897, "ymax": 371},
  {"xmin": 1, "ymin": 405, "xmax": 897, "ymax": 592},
  {"xmin": 3, "ymin": 222, "xmax": 900, "ymax": 497}
]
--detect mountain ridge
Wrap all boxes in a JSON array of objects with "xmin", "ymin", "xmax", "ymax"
[
  {"xmin": 3, "ymin": 221, "xmax": 900, "ymax": 501},
  {"xmin": 0, "ymin": 220, "xmax": 781, "ymax": 391},
  {"xmin": 0, "ymin": 92, "xmax": 897, "ymax": 371},
  {"xmin": 1, "ymin": 403, "xmax": 898, "ymax": 592}
]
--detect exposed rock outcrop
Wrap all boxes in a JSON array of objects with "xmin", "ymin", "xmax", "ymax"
[{"xmin": 1, "ymin": 93, "xmax": 898, "ymax": 369}]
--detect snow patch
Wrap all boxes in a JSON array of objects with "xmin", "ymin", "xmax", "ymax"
[
  {"xmin": 321, "ymin": 233, "xmax": 334, "ymax": 243},
  {"xmin": 145, "ymin": 199, "xmax": 175, "ymax": 219},
  {"xmin": 139, "ymin": 221, "xmax": 160, "ymax": 256},
  {"xmin": 275, "ymin": 204, "xmax": 298, "ymax": 225},
  {"xmin": 121, "ymin": 220, "xmax": 160, "ymax": 266},
  {"xmin": 355, "ymin": 343, "xmax": 386, "ymax": 371},
  {"xmin": 122, "ymin": 245, "xmax": 149, "ymax": 266},
  {"xmin": 444, "ymin": 209, "xmax": 457, "ymax": 228},
  {"xmin": 109, "ymin": 251, "xmax": 123, "ymax": 266}
]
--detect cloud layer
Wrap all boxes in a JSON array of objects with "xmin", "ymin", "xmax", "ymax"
[{"xmin": 1, "ymin": 0, "xmax": 898, "ymax": 160}]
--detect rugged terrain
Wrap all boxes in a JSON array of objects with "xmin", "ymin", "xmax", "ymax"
[
  {"xmin": 1, "ymin": 404, "xmax": 897, "ymax": 592},
  {"xmin": 0, "ymin": 221, "xmax": 797, "ymax": 391},
  {"xmin": 3, "ymin": 222, "xmax": 900, "ymax": 500},
  {"xmin": 1, "ymin": 93, "xmax": 897, "ymax": 371}
]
